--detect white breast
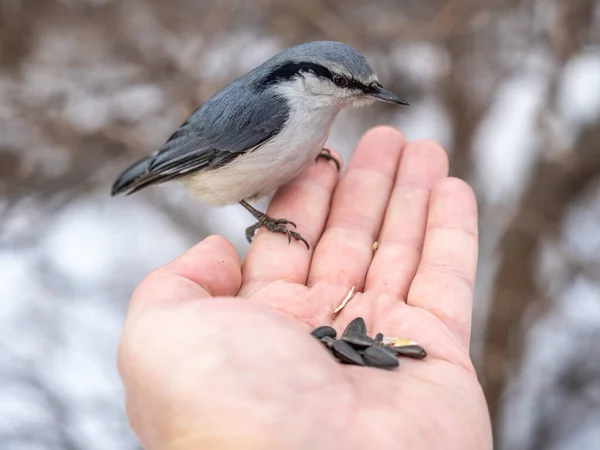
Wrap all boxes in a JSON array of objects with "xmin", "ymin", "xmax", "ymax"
[{"xmin": 183, "ymin": 77, "xmax": 345, "ymax": 206}]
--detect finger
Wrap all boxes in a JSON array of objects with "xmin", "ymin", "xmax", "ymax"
[
  {"xmin": 129, "ymin": 235, "xmax": 242, "ymax": 314},
  {"xmin": 308, "ymin": 126, "xmax": 405, "ymax": 289},
  {"xmin": 365, "ymin": 140, "xmax": 449, "ymax": 303},
  {"xmin": 407, "ymin": 178, "xmax": 478, "ymax": 348},
  {"xmin": 239, "ymin": 150, "xmax": 342, "ymax": 295}
]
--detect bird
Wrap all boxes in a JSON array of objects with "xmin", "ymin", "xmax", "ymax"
[{"xmin": 111, "ymin": 41, "xmax": 409, "ymax": 249}]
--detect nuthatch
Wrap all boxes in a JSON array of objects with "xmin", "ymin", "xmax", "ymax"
[{"xmin": 111, "ymin": 41, "xmax": 408, "ymax": 249}]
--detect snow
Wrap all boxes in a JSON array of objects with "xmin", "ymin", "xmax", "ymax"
[
  {"xmin": 473, "ymin": 73, "xmax": 548, "ymax": 204},
  {"xmin": 42, "ymin": 196, "xmax": 190, "ymax": 287},
  {"xmin": 558, "ymin": 49, "xmax": 600, "ymax": 131},
  {"xmin": 394, "ymin": 95, "xmax": 453, "ymax": 150}
]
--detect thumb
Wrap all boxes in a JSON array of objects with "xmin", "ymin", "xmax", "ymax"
[{"xmin": 128, "ymin": 235, "xmax": 242, "ymax": 315}]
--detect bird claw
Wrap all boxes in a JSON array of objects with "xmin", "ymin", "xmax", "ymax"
[
  {"xmin": 245, "ymin": 216, "xmax": 309, "ymax": 249},
  {"xmin": 272, "ymin": 218, "xmax": 297, "ymax": 229},
  {"xmin": 316, "ymin": 148, "xmax": 341, "ymax": 172}
]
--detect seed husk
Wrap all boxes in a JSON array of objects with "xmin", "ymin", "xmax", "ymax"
[
  {"xmin": 383, "ymin": 337, "xmax": 418, "ymax": 347},
  {"xmin": 390, "ymin": 344, "xmax": 427, "ymax": 359},
  {"xmin": 331, "ymin": 339, "xmax": 366, "ymax": 366},
  {"xmin": 341, "ymin": 333, "xmax": 376, "ymax": 349},
  {"xmin": 311, "ymin": 325, "xmax": 337, "ymax": 339},
  {"xmin": 332, "ymin": 286, "xmax": 355, "ymax": 317},
  {"xmin": 362, "ymin": 345, "xmax": 399, "ymax": 369},
  {"xmin": 342, "ymin": 317, "xmax": 367, "ymax": 337}
]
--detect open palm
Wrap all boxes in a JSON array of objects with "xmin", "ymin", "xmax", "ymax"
[{"xmin": 118, "ymin": 127, "xmax": 492, "ymax": 450}]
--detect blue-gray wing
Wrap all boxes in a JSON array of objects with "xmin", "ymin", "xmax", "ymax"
[{"xmin": 111, "ymin": 86, "xmax": 289, "ymax": 195}]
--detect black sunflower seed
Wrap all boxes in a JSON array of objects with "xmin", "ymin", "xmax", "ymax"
[
  {"xmin": 374, "ymin": 333, "xmax": 384, "ymax": 343},
  {"xmin": 390, "ymin": 345, "xmax": 427, "ymax": 359},
  {"xmin": 377, "ymin": 343, "xmax": 399, "ymax": 357},
  {"xmin": 320, "ymin": 336, "xmax": 336, "ymax": 348},
  {"xmin": 331, "ymin": 339, "xmax": 365, "ymax": 366},
  {"xmin": 362, "ymin": 345, "xmax": 399, "ymax": 369},
  {"xmin": 311, "ymin": 325, "xmax": 337, "ymax": 339},
  {"xmin": 342, "ymin": 317, "xmax": 367, "ymax": 337},
  {"xmin": 341, "ymin": 333, "xmax": 375, "ymax": 349}
]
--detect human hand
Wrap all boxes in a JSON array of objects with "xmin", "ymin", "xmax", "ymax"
[{"xmin": 118, "ymin": 126, "xmax": 492, "ymax": 450}]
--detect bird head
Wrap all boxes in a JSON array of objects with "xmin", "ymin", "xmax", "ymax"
[{"xmin": 257, "ymin": 41, "xmax": 409, "ymax": 109}]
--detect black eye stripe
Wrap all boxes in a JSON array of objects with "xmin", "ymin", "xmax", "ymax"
[
  {"xmin": 261, "ymin": 62, "xmax": 333, "ymax": 87},
  {"xmin": 260, "ymin": 61, "xmax": 374, "ymax": 94},
  {"xmin": 358, "ymin": 81, "xmax": 379, "ymax": 94}
]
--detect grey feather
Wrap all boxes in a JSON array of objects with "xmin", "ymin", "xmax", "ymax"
[
  {"xmin": 111, "ymin": 154, "xmax": 156, "ymax": 196},
  {"xmin": 267, "ymin": 41, "xmax": 375, "ymax": 82},
  {"xmin": 111, "ymin": 87, "xmax": 289, "ymax": 195}
]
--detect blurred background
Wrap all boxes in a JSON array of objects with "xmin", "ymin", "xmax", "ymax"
[{"xmin": 1, "ymin": 0, "xmax": 600, "ymax": 448}]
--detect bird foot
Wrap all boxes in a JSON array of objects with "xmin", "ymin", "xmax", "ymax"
[
  {"xmin": 315, "ymin": 148, "xmax": 341, "ymax": 172},
  {"xmin": 245, "ymin": 215, "xmax": 310, "ymax": 249}
]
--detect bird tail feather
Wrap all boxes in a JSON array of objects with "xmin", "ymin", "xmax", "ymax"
[{"xmin": 110, "ymin": 155, "xmax": 154, "ymax": 196}]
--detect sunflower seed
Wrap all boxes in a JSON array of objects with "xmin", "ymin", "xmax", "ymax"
[
  {"xmin": 311, "ymin": 325, "xmax": 337, "ymax": 339},
  {"xmin": 341, "ymin": 333, "xmax": 375, "ymax": 349},
  {"xmin": 342, "ymin": 317, "xmax": 367, "ymax": 337},
  {"xmin": 390, "ymin": 344, "xmax": 427, "ymax": 359},
  {"xmin": 320, "ymin": 336, "xmax": 336, "ymax": 348},
  {"xmin": 374, "ymin": 332, "xmax": 384, "ymax": 343},
  {"xmin": 331, "ymin": 339, "xmax": 365, "ymax": 366},
  {"xmin": 362, "ymin": 345, "xmax": 399, "ymax": 369},
  {"xmin": 377, "ymin": 343, "xmax": 399, "ymax": 357}
]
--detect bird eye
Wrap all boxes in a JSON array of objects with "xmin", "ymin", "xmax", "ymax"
[{"xmin": 333, "ymin": 74, "xmax": 348, "ymax": 88}]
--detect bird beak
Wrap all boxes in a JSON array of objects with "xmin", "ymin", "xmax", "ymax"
[{"xmin": 368, "ymin": 85, "xmax": 410, "ymax": 106}]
